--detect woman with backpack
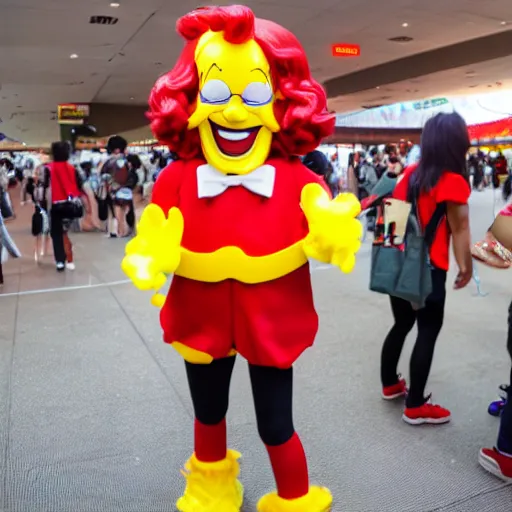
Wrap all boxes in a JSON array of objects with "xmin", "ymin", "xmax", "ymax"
[
  {"xmin": 100, "ymin": 136, "xmax": 138, "ymax": 238},
  {"xmin": 380, "ymin": 112, "xmax": 473, "ymax": 425}
]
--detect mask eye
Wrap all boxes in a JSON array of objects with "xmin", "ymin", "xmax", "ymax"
[
  {"xmin": 200, "ymin": 79, "xmax": 231, "ymax": 105},
  {"xmin": 242, "ymin": 82, "xmax": 273, "ymax": 106}
]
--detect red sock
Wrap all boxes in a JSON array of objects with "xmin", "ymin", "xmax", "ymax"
[
  {"xmin": 265, "ymin": 433, "xmax": 309, "ymax": 500},
  {"xmin": 194, "ymin": 418, "xmax": 227, "ymax": 463}
]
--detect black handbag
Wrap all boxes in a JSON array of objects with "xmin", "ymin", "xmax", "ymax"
[{"xmin": 52, "ymin": 196, "xmax": 84, "ymax": 220}]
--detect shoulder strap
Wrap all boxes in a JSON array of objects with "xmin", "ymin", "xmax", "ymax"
[
  {"xmin": 423, "ymin": 202, "xmax": 446, "ymax": 247},
  {"xmin": 410, "ymin": 190, "xmax": 446, "ymax": 247}
]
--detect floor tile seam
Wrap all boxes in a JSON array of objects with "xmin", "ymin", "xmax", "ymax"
[
  {"xmin": 425, "ymin": 481, "xmax": 512, "ymax": 512},
  {"xmin": 106, "ymin": 286, "xmax": 193, "ymax": 421},
  {"xmin": 8, "ymin": 451, "xmax": 134, "ymax": 474},
  {"xmin": 1, "ymin": 285, "xmax": 20, "ymax": 511},
  {"xmin": 0, "ymin": 280, "xmax": 131, "ymax": 299}
]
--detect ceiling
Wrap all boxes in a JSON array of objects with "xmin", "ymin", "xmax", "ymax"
[
  {"xmin": 330, "ymin": 54, "xmax": 512, "ymax": 113},
  {"xmin": 1, "ymin": 0, "xmax": 512, "ymax": 145}
]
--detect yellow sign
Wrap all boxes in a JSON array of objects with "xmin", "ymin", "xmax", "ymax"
[
  {"xmin": 58, "ymin": 104, "xmax": 90, "ymax": 125},
  {"xmin": 75, "ymin": 136, "xmax": 107, "ymax": 150}
]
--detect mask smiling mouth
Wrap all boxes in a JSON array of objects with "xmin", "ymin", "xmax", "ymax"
[{"xmin": 209, "ymin": 120, "xmax": 261, "ymax": 157}]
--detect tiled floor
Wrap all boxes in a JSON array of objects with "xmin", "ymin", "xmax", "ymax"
[{"xmin": 1, "ymin": 188, "xmax": 511, "ymax": 511}]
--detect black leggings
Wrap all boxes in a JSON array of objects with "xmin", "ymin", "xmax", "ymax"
[
  {"xmin": 185, "ymin": 357, "xmax": 295, "ymax": 446},
  {"xmin": 381, "ymin": 269, "xmax": 447, "ymax": 408},
  {"xmin": 498, "ymin": 301, "xmax": 512, "ymax": 454},
  {"xmin": 126, "ymin": 200, "xmax": 135, "ymax": 230},
  {"xmin": 50, "ymin": 208, "xmax": 66, "ymax": 265}
]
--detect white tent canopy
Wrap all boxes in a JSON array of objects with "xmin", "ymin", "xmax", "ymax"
[{"xmin": 335, "ymin": 91, "xmax": 512, "ymax": 129}]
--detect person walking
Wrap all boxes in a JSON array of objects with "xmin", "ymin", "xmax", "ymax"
[
  {"xmin": 479, "ymin": 300, "xmax": 512, "ymax": 481},
  {"xmin": 380, "ymin": 112, "xmax": 473, "ymax": 425},
  {"xmin": 48, "ymin": 142, "xmax": 82, "ymax": 272},
  {"xmin": 473, "ymin": 201, "xmax": 512, "ymax": 481},
  {"xmin": 99, "ymin": 136, "xmax": 138, "ymax": 238},
  {"xmin": 0, "ymin": 208, "xmax": 21, "ymax": 287}
]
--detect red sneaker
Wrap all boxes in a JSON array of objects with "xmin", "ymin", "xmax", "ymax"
[
  {"xmin": 382, "ymin": 377, "xmax": 407, "ymax": 400},
  {"xmin": 403, "ymin": 397, "xmax": 451, "ymax": 425},
  {"xmin": 479, "ymin": 448, "xmax": 512, "ymax": 482}
]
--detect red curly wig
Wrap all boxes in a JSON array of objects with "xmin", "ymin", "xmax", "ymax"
[{"xmin": 148, "ymin": 5, "xmax": 334, "ymax": 159}]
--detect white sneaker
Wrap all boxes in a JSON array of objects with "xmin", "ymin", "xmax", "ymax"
[
  {"xmin": 56, "ymin": 262, "xmax": 65, "ymax": 272},
  {"xmin": 66, "ymin": 262, "xmax": 76, "ymax": 271}
]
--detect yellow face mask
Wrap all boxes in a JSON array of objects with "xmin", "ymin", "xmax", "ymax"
[{"xmin": 188, "ymin": 31, "xmax": 280, "ymax": 175}]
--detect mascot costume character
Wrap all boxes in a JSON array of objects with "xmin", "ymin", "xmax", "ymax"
[{"xmin": 122, "ymin": 5, "xmax": 361, "ymax": 511}]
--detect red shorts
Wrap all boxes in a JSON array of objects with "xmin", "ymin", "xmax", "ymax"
[{"xmin": 160, "ymin": 264, "xmax": 318, "ymax": 369}]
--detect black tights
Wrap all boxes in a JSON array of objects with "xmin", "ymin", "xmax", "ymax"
[
  {"xmin": 381, "ymin": 269, "xmax": 447, "ymax": 408},
  {"xmin": 497, "ymin": 301, "xmax": 512, "ymax": 454},
  {"xmin": 185, "ymin": 356, "xmax": 295, "ymax": 446},
  {"xmin": 50, "ymin": 208, "xmax": 66, "ymax": 265}
]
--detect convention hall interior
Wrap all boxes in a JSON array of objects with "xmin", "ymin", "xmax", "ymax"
[{"xmin": 1, "ymin": 0, "xmax": 512, "ymax": 511}]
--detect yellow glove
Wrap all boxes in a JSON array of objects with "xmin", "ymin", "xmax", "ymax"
[
  {"xmin": 300, "ymin": 183, "xmax": 362, "ymax": 273},
  {"xmin": 121, "ymin": 204, "xmax": 184, "ymax": 293}
]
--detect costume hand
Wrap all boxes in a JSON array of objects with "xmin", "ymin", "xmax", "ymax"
[
  {"xmin": 121, "ymin": 204, "xmax": 184, "ymax": 291},
  {"xmin": 301, "ymin": 183, "xmax": 362, "ymax": 273}
]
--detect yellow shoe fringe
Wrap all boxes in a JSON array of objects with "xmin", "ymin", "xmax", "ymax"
[
  {"xmin": 257, "ymin": 486, "xmax": 333, "ymax": 512},
  {"xmin": 176, "ymin": 450, "xmax": 244, "ymax": 512}
]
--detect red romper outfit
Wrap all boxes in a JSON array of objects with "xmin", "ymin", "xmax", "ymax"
[{"xmin": 151, "ymin": 157, "xmax": 327, "ymax": 369}]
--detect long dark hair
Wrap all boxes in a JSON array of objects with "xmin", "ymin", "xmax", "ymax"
[
  {"xmin": 106, "ymin": 135, "xmax": 127, "ymax": 155},
  {"xmin": 51, "ymin": 141, "xmax": 71, "ymax": 162},
  {"xmin": 409, "ymin": 112, "xmax": 470, "ymax": 200}
]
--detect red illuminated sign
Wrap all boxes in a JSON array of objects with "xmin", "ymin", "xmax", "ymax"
[{"xmin": 332, "ymin": 44, "xmax": 361, "ymax": 57}]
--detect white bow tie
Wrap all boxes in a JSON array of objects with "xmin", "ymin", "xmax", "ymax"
[{"xmin": 197, "ymin": 164, "xmax": 276, "ymax": 199}]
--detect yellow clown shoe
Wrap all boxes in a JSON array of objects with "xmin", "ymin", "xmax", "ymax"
[
  {"xmin": 176, "ymin": 450, "xmax": 244, "ymax": 512},
  {"xmin": 257, "ymin": 486, "xmax": 332, "ymax": 512}
]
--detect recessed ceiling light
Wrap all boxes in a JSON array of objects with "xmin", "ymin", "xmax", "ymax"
[
  {"xmin": 388, "ymin": 36, "xmax": 414, "ymax": 43},
  {"xmin": 376, "ymin": 86, "xmax": 380, "ymax": 89},
  {"xmin": 110, "ymin": 2, "xmax": 120, "ymax": 7},
  {"xmin": 129, "ymin": 96, "xmax": 135, "ymax": 100},
  {"xmin": 70, "ymin": 53, "xmax": 79, "ymax": 59},
  {"xmin": 501, "ymin": 21, "xmax": 507, "ymax": 25},
  {"xmin": 402, "ymin": 22, "xmax": 409, "ymax": 27}
]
